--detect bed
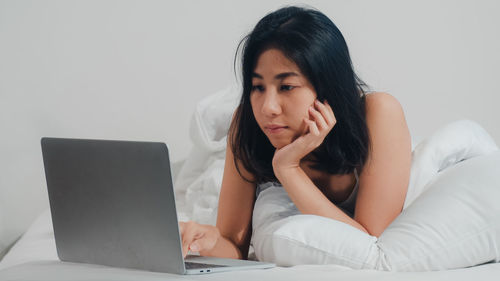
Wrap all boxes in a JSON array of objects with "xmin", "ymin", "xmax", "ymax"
[
  {"xmin": 0, "ymin": 210, "xmax": 499, "ymax": 281},
  {"xmin": 1, "ymin": 86, "xmax": 500, "ymax": 280}
]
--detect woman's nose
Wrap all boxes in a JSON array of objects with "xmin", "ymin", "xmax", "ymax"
[{"xmin": 261, "ymin": 91, "xmax": 282, "ymax": 116}]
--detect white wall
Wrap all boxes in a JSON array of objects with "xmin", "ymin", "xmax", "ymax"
[{"xmin": 1, "ymin": 0, "xmax": 499, "ymax": 254}]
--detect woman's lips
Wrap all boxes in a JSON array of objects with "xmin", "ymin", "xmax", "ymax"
[{"xmin": 266, "ymin": 126, "xmax": 288, "ymax": 134}]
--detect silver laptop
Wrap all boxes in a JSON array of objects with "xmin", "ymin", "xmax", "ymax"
[{"xmin": 41, "ymin": 137, "xmax": 275, "ymax": 274}]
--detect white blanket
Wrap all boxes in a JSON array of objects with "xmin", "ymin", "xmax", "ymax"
[
  {"xmin": 173, "ymin": 85, "xmax": 240, "ymax": 225},
  {"xmin": 404, "ymin": 119, "xmax": 498, "ymax": 208}
]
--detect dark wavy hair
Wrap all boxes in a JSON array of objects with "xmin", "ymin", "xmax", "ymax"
[{"xmin": 230, "ymin": 5, "xmax": 372, "ymax": 185}]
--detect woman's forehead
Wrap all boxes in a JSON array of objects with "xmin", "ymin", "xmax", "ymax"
[{"xmin": 253, "ymin": 48, "xmax": 303, "ymax": 77}]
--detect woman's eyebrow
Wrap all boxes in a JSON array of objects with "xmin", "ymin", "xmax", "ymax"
[
  {"xmin": 274, "ymin": 72, "xmax": 299, "ymax": 80},
  {"xmin": 252, "ymin": 72, "xmax": 263, "ymax": 79},
  {"xmin": 251, "ymin": 72, "xmax": 300, "ymax": 80}
]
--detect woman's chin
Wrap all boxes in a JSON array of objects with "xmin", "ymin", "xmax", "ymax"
[{"xmin": 269, "ymin": 139, "xmax": 290, "ymax": 149}]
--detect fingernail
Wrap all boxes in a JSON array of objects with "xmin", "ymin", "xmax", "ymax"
[{"xmin": 190, "ymin": 244, "xmax": 199, "ymax": 251}]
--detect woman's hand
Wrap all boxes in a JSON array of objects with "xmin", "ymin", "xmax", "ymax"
[
  {"xmin": 179, "ymin": 221, "xmax": 221, "ymax": 258},
  {"xmin": 272, "ymin": 99, "xmax": 336, "ymax": 176}
]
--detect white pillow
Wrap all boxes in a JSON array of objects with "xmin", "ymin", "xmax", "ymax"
[
  {"xmin": 404, "ymin": 119, "xmax": 498, "ymax": 209},
  {"xmin": 251, "ymin": 120, "xmax": 500, "ymax": 271},
  {"xmin": 252, "ymin": 151, "xmax": 500, "ymax": 271}
]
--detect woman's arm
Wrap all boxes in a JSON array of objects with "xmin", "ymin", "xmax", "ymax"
[
  {"xmin": 353, "ymin": 92, "xmax": 411, "ymax": 237},
  {"xmin": 180, "ymin": 111, "xmax": 256, "ymax": 259},
  {"xmin": 197, "ymin": 114, "xmax": 257, "ymax": 260},
  {"xmin": 275, "ymin": 167, "xmax": 369, "ymax": 233},
  {"xmin": 274, "ymin": 92, "xmax": 411, "ymax": 238}
]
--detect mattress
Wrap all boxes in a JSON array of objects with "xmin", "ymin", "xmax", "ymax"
[{"xmin": 1, "ymin": 210, "xmax": 500, "ymax": 281}]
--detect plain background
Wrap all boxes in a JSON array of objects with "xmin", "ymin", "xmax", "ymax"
[{"xmin": 1, "ymin": 0, "xmax": 499, "ymax": 255}]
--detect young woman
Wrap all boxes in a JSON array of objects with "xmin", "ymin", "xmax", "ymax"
[{"xmin": 179, "ymin": 6, "xmax": 412, "ymax": 260}]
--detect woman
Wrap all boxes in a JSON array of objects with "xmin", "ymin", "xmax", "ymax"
[{"xmin": 180, "ymin": 5, "xmax": 411, "ymax": 260}]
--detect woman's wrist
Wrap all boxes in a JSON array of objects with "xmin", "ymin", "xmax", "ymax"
[
  {"xmin": 198, "ymin": 225, "xmax": 221, "ymax": 256},
  {"xmin": 199, "ymin": 227, "xmax": 243, "ymax": 259},
  {"xmin": 274, "ymin": 165, "xmax": 303, "ymax": 183}
]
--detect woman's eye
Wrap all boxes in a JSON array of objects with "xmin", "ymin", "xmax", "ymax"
[
  {"xmin": 251, "ymin": 85, "xmax": 264, "ymax": 92},
  {"xmin": 280, "ymin": 85, "xmax": 295, "ymax": 91}
]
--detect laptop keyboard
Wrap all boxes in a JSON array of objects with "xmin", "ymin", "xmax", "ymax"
[{"xmin": 185, "ymin": 261, "xmax": 229, "ymax": 269}]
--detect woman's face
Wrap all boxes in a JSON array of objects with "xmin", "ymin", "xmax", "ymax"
[{"xmin": 250, "ymin": 48, "xmax": 317, "ymax": 149}]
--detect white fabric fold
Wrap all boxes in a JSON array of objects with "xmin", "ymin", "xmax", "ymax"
[
  {"xmin": 404, "ymin": 119, "xmax": 498, "ymax": 209},
  {"xmin": 173, "ymin": 84, "xmax": 240, "ymax": 225}
]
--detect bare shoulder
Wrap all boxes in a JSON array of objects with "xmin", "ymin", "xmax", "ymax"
[
  {"xmin": 364, "ymin": 92, "xmax": 405, "ymax": 116},
  {"xmin": 365, "ymin": 91, "xmax": 402, "ymax": 107}
]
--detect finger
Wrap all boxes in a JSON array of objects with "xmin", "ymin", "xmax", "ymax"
[
  {"xmin": 189, "ymin": 235, "xmax": 216, "ymax": 253},
  {"xmin": 181, "ymin": 222, "xmax": 202, "ymax": 258},
  {"xmin": 301, "ymin": 118, "xmax": 310, "ymax": 135},
  {"xmin": 182, "ymin": 231, "xmax": 193, "ymax": 258},
  {"xmin": 305, "ymin": 118, "xmax": 320, "ymax": 136},
  {"xmin": 308, "ymin": 105, "xmax": 328, "ymax": 131},
  {"xmin": 179, "ymin": 221, "xmax": 185, "ymax": 234},
  {"xmin": 314, "ymin": 100, "xmax": 335, "ymax": 127},
  {"xmin": 179, "ymin": 221, "xmax": 188, "ymax": 257},
  {"xmin": 314, "ymin": 100, "xmax": 336, "ymax": 127}
]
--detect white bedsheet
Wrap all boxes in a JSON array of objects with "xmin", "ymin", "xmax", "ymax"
[
  {"xmin": 1, "ymin": 211, "xmax": 500, "ymax": 280},
  {"xmin": 1, "ymin": 261, "xmax": 500, "ymax": 281}
]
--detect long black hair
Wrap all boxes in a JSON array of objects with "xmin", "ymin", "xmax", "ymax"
[{"xmin": 230, "ymin": 5, "xmax": 372, "ymax": 185}]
